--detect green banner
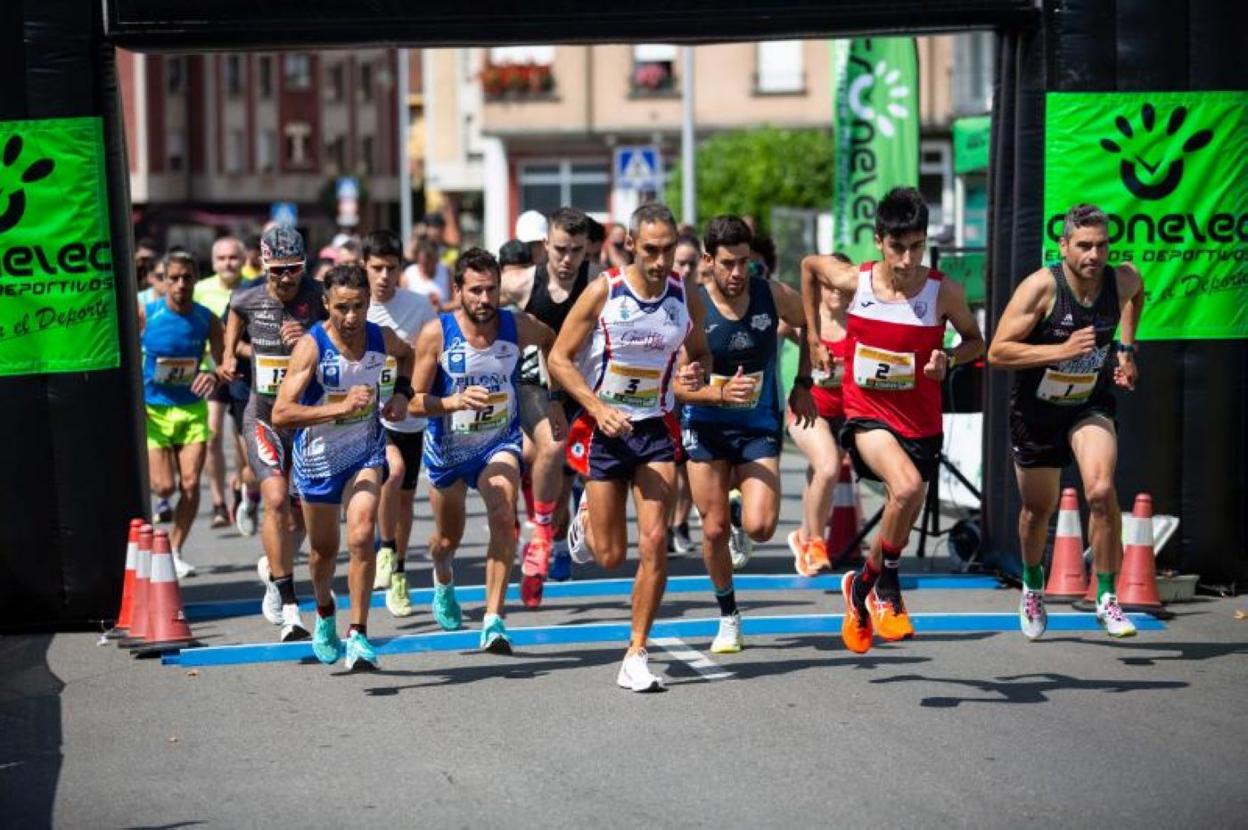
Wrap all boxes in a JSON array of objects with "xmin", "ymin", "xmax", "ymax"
[
  {"xmin": 831, "ymin": 38, "xmax": 919, "ymax": 262},
  {"xmin": 953, "ymin": 115, "xmax": 991, "ymax": 174},
  {"xmin": 0, "ymin": 117, "xmax": 119, "ymax": 374},
  {"xmin": 1044, "ymin": 91, "xmax": 1248, "ymax": 340}
]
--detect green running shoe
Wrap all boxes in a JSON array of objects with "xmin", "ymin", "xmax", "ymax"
[
  {"xmin": 386, "ymin": 572, "xmax": 413, "ymax": 617},
  {"xmin": 480, "ymin": 615, "xmax": 512, "ymax": 654},
  {"xmin": 344, "ymin": 630, "xmax": 380, "ymax": 671},
  {"xmin": 432, "ymin": 582, "xmax": 462, "ymax": 631},
  {"xmin": 312, "ymin": 614, "xmax": 343, "ymax": 665},
  {"xmin": 374, "ymin": 546, "xmax": 395, "ymax": 590}
]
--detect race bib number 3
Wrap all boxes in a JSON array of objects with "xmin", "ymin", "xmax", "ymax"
[
  {"xmin": 853, "ymin": 344, "xmax": 915, "ymax": 391},
  {"xmin": 710, "ymin": 370, "xmax": 764, "ymax": 409},
  {"xmin": 153, "ymin": 356, "xmax": 197, "ymax": 386},
  {"xmin": 254, "ymin": 355, "xmax": 291, "ymax": 396},
  {"xmin": 1036, "ymin": 369, "xmax": 1097, "ymax": 405},
  {"xmin": 451, "ymin": 392, "xmax": 511, "ymax": 434},
  {"xmin": 598, "ymin": 363, "xmax": 661, "ymax": 409}
]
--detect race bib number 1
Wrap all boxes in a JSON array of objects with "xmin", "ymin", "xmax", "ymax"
[
  {"xmin": 153, "ymin": 356, "xmax": 197, "ymax": 386},
  {"xmin": 853, "ymin": 344, "xmax": 915, "ymax": 391},
  {"xmin": 1036, "ymin": 369, "xmax": 1097, "ymax": 405},
  {"xmin": 598, "ymin": 363, "xmax": 661, "ymax": 409},
  {"xmin": 254, "ymin": 355, "xmax": 291, "ymax": 396},
  {"xmin": 710, "ymin": 370, "xmax": 764, "ymax": 409},
  {"xmin": 451, "ymin": 392, "xmax": 511, "ymax": 434}
]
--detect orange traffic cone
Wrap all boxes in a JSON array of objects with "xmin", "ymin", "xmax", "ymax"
[
  {"xmin": 134, "ymin": 529, "xmax": 195, "ymax": 656},
  {"xmin": 1116, "ymin": 493, "xmax": 1165, "ymax": 612},
  {"xmin": 121, "ymin": 524, "xmax": 154, "ymax": 646},
  {"xmin": 109, "ymin": 519, "xmax": 144, "ymax": 636},
  {"xmin": 827, "ymin": 456, "xmax": 865, "ymax": 566},
  {"xmin": 1045, "ymin": 488, "xmax": 1086, "ymax": 600}
]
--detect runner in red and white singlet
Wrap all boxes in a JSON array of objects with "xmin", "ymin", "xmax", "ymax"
[{"xmin": 802, "ymin": 187, "xmax": 984, "ymax": 656}]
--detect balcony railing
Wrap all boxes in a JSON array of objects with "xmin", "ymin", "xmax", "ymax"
[{"xmin": 480, "ymin": 63, "xmax": 556, "ymax": 101}]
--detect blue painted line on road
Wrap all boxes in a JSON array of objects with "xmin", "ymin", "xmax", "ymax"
[
  {"xmin": 182, "ymin": 573, "xmax": 1001, "ymax": 622},
  {"xmin": 162, "ymin": 611, "xmax": 1164, "ymax": 667}
]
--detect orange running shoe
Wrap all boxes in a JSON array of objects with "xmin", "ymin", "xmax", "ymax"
[
  {"xmin": 788, "ymin": 531, "xmax": 819, "ymax": 577},
  {"xmin": 805, "ymin": 537, "xmax": 832, "ymax": 572},
  {"xmin": 869, "ymin": 588, "xmax": 915, "ymax": 641},
  {"xmin": 840, "ymin": 571, "xmax": 873, "ymax": 654}
]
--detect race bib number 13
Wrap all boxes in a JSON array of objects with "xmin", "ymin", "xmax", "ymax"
[
  {"xmin": 254, "ymin": 355, "xmax": 291, "ymax": 396},
  {"xmin": 853, "ymin": 344, "xmax": 915, "ymax": 391}
]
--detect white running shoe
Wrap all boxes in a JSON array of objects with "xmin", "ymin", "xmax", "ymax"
[
  {"xmin": 1095, "ymin": 593, "xmax": 1137, "ymax": 638},
  {"xmin": 568, "ymin": 491, "xmax": 594, "ymax": 565},
  {"xmin": 728, "ymin": 491, "xmax": 752, "ymax": 570},
  {"xmin": 262, "ymin": 580, "xmax": 283, "ymax": 625},
  {"xmin": 710, "ymin": 612, "xmax": 744, "ymax": 654},
  {"xmin": 172, "ymin": 553, "xmax": 196, "ymax": 579},
  {"xmin": 671, "ymin": 525, "xmax": 694, "ymax": 557},
  {"xmin": 1019, "ymin": 587, "xmax": 1047, "ymax": 641},
  {"xmin": 616, "ymin": 649, "xmax": 665, "ymax": 692},
  {"xmin": 280, "ymin": 603, "xmax": 310, "ymax": 642},
  {"xmin": 236, "ymin": 497, "xmax": 258, "ymax": 537},
  {"xmin": 374, "ymin": 546, "xmax": 395, "ymax": 591},
  {"xmin": 256, "ymin": 554, "xmax": 271, "ymax": 585}
]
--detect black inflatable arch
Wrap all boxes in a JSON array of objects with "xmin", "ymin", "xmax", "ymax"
[{"xmin": 1, "ymin": 0, "xmax": 1244, "ymax": 629}]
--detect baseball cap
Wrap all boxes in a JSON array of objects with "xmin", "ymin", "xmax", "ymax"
[
  {"xmin": 260, "ymin": 225, "xmax": 306, "ymax": 262},
  {"xmin": 515, "ymin": 210, "xmax": 549, "ymax": 243}
]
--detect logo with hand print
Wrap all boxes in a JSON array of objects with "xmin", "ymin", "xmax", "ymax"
[
  {"xmin": 1099, "ymin": 104, "xmax": 1212, "ymax": 200},
  {"xmin": 0, "ymin": 135, "xmax": 55, "ymax": 234}
]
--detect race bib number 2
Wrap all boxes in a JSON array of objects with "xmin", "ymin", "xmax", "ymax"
[
  {"xmin": 1036, "ymin": 369, "xmax": 1097, "ymax": 405},
  {"xmin": 254, "ymin": 355, "xmax": 291, "ymax": 396},
  {"xmin": 853, "ymin": 344, "xmax": 915, "ymax": 391},
  {"xmin": 598, "ymin": 363, "xmax": 661, "ymax": 409}
]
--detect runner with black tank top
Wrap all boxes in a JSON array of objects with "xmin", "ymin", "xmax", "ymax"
[
  {"xmin": 499, "ymin": 207, "xmax": 590, "ymax": 608},
  {"xmin": 989, "ymin": 203, "xmax": 1144, "ymax": 640},
  {"xmin": 677, "ymin": 215, "xmax": 815, "ymax": 655},
  {"xmin": 220, "ymin": 225, "xmax": 326, "ymax": 643},
  {"xmin": 802, "ymin": 188, "xmax": 984, "ymax": 656}
]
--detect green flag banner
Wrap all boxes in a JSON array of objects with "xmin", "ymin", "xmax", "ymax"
[
  {"xmin": 831, "ymin": 37, "xmax": 919, "ymax": 262},
  {"xmin": 0, "ymin": 117, "xmax": 119, "ymax": 374},
  {"xmin": 1044, "ymin": 91, "xmax": 1248, "ymax": 340},
  {"xmin": 953, "ymin": 115, "xmax": 991, "ymax": 175}
]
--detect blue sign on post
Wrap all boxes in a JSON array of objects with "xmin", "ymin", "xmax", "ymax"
[
  {"xmin": 269, "ymin": 201, "xmax": 298, "ymax": 226},
  {"xmin": 613, "ymin": 146, "xmax": 663, "ymax": 191}
]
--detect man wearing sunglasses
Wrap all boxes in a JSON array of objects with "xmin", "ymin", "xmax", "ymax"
[{"xmin": 221, "ymin": 225, "xmax": 326, "ymax": 643}]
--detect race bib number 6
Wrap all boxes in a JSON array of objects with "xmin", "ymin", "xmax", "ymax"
[
  {"xmin": 379, "ymin": 356, "xmax": 397, "ymax": 399},
  {"xmin": 598, "ymin": 363, "xmax": 661, "ymax": 409},
  {"xmin": 1036, "ymin": 369, "xmax": 1097, "ymax": 405},
  {"xmin": 853, "ymin": 344, "xmax": 915, "ymax": 391},
  {"xmin": 254, "ymin": 355, "xmax": 291, "ymax": 396}
]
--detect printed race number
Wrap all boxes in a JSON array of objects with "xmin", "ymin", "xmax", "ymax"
[
  {"xmin": 710, "ymin": 370, "xmax": 764, "ymax": 409},
  {"xmin": 379, "ymin": 356, "xmax": 397, "ymax": 399},
  {"xmin": 153, "ymin": 356, "xmax": 197, "ymax": 386},
  {"xmin": 451, "ymin": 391, "xmax": 511, "ymax": 435},
  {"xmin": 1036, "ymin": 369, "xmax": 1097, "ymax": 405},
  {"xmin": 254, "ymin": 355, "xmax": 291, "ymax": 396},
  {"xmin": 598, "ymin": 363, "xmax": 661, "ymax": 409},
  {"xmin": 852, "ymin": 344, "xmax": 915, "ymax": 391}
]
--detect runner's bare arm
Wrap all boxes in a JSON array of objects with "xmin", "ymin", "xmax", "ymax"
[
  {"xmin": 136, "ymin": 301, "xmax": 146, "ymax": 336},
  {"xmin": 207, "ymin": 315, "xmax": 226, "ymax": 368},
  {"xmin": 192, "ymin": 315, "xmax": 226, "ymax": 398},
  {"xmin": 499, "ymin": 265, "xmax": 536, "ymax": 310},
  {"xmin": 1114, "ymin": 263, "xmax": 1143, "ymax": 390},
  {"xmin": 380, "ymin": 326, "xmax": 416, "ymax": 421},
  {"xmin": 987, "ymin": 269, "xmax": 1089, "ymax": 369},
  {"xmin": 405, "ymin": 318, "xmax": 489, "ymax": 418},
  {"xmin": 772, "ymin": 280, "xmax": 817, "ymax": 423},
  {"xmin": 800, "ymin": 255, "xmax": 856, "ymax": 371},
  {"xmin": 220, "ymin": 308, "xmax": 243, "ymax": 378},
  {"xmin": 271, "ymin": 335, "xmax": 371, "ymax": 429},
  {"xmin": 937, "ymin": 279, "xmax": 986, "ymax": 370}
]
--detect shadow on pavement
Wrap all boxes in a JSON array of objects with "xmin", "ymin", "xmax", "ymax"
[
  {"xmin": 1037, "ymin": 636, "xmax": 1248, "ymax": 665},
  {"xmin": 357, "ymin": 647, "xmax": 623, "ymax": 693},
  {"xmin": 0, "ymin": 635, "xmax": 62, "ymax": 826},
  {"xmin": 870, "ymin": 672, "xmax": 1188, "ymax": 707}
]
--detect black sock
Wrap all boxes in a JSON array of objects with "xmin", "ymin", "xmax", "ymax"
[
  {"xmin": 853, "ymin": 561, "xmax": 881, "ymax": 606},
  {"xmin": 317, "ymin": 600, "xmax": 335, "ymax": 619},
  {"xmin": 381, "ymin": 538, "xmax": 396, "ymax": 550},
  {"xmin": 349, "ymin": 623, "xmax": 366, "ymax": 637},
  {"xmin": 274, "ymin": 575, "xmax": 297, "ymax": 606},
  {"xmin": 878, "ymin": 542, "xmax": 903, "ymax": 594},
  {"xmin": 678, "ymin": 521, "xmax": 689, "ymax": 536},
  {"xmin": 393, "ymin": 558, "xmax": 405, "ymax": 574},
  {"xmin": 715, "ymin": 586, "xmax": 738, "ymax": 617}
]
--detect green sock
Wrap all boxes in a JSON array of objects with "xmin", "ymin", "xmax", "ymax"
[
  {"xmin": 1096, "ymin": 572, "xmax": 1116, "ymax": 602},
  {"xmin": 1022, "ymin": 563, "xmax": 1045, "ymax": 591}
]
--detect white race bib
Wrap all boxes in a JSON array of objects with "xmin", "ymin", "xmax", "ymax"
[
  {"xmin": 254, "ymin": 355, "xmax": 291, "ymax": 396},
  {"xmin": 1036, "ymin": 369, "xmax": 1098, "ymax": 405},
  {"xmin": 153, "ymin": 356, "xmax": 197, "ymax": 386},
  {"xmin": 710, "ymin": 370, "xmax": 764, "ymax": 409},
  {"xmin": 327, "ymin": 390, "xmax": 377, "ymax": 424},
  {"xmin": 379, "ymin": 356, "xmax": 398, "ymax": 399},
  {"xmin": 451, "ymin": 391, "xmax": 512, "ymax": 435},
  {"xmin": 598, "ymin": 363, "xmax": 661, "ymax": 409},
  {"xmin": 853, "ymin": 344, "xmax": 915, "ymax": 391}
]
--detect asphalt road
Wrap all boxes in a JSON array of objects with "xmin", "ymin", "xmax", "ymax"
[{"xmin": 2, "ymin": 449, "xmax": 1246, "ymax": 828}]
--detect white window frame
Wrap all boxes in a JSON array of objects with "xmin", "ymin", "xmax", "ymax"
[
  {"xmin": 633, "ymin": 44, "xmax": 677, "ymax": 62},
  {"xmin": 919, "ymin": 139, "xmax": 954, "ymax": 231},
  {"xmin": 224, "ymin": 128, "xmax": 245, "ymax": 174},
  {"xmin": 489, "ymin": 45, "xmax": 555, "ymax": 65},
  {"xmin": 755, "ymin": 40, "xmax": 804, "ymax": 94},
  {"xmin": 518, "ymin": 159, "xmax": 610, "ymax": 212}
]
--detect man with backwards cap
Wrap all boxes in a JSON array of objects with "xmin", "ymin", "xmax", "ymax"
[
  {"xmin": 515, "ymin": 210, "xmax": 550, "ymax": 268},
  {"xmin": 221, "ymin": 225, "xmax": 327, "ymax": 643}
]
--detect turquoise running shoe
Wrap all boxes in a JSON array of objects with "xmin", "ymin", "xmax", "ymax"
[
  {"xmin": 344, "ymin": 630, "xmax": 380, "ymax": 671},
  {"xmin": 432, "ymin": 582, "xmax": 462, "ymax": 631},
  {"xmin": 480, "ymin": 614, "xmax": 512, "ymax": 655},
  {"xmin": 312, "ymin": 614, "xmax": 343, "ymax": 665}
]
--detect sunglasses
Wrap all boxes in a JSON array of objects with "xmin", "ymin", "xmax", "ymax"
[{"xmin": 266, "ymin": 263, "xmax": 305, "ymax": 278}]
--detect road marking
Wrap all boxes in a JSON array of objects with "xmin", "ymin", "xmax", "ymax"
[
  {"xmin": 183, "ymin": 573, "xmax": 1001, "ymax": 622},
  {"xmin": 652, "ymin": 637, "xmax": 735, "ymax": 682},
  {"xmin": 163, "ymin": 612, "xmax": 1165, "ymax": 668}
]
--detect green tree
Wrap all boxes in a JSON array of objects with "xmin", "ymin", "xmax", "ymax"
[{"xmin": 664, "ymin": 126, "xmax": 835, "ymax": 233}]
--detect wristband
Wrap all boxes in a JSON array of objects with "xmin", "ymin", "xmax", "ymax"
[
  {"xmin": 393, "ymin": 375, "xmax": 414, "ymax": 399},
  {"xmin": 1115, "ymin": 343, "xmax": 1136, "ymax": 355},
  {"xmin": 793, "ymin": 375, "xmax": 813, "ymax": 389},
  {"xmin": 943, "ymin": 348, "xmax": 957, "ymax": 369}
]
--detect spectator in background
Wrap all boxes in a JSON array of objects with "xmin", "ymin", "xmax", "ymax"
[
  {"xmin": 515, "ymin": 210, "xmax": 549, "ymax": 267},
  {"xmin": 585, "ymin": 217, "xmax": 606, "ymax": 277},
  {"xmin": 241, "ymin": 234, "xmax": 263, "ymax": 279},
  {"xmin": 499, "ymin": 238, "xmax": 534, "ymax": 277},
  {"xmin": 336, "ymin": 238, "xmax": 362, "ymax": 266},
  {"xmin": 604, "ymin": 221, "xmax": 630, "ymax": 269},
  {"xmin": 138, "ymin": 246, "xmax": 167, "ymax": 306},
  {"xmin": 750, "ymin": 233, "xmax": 777, "ymax": 280},
  {"xmin": 402, "ymin": 239, "xmax": 452, "ymax": 308},
  {"xmin": 421, "ymin": 207, "xmax": 461, "ymax": 267},
  {"xmin": 136, "ymin": 237, "xmax": 160, "ymax": 287}
]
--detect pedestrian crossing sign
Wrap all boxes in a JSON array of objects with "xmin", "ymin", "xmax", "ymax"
[{"xmin": 614, "ymin": 145, "xmax": 663, "ymax": 191}]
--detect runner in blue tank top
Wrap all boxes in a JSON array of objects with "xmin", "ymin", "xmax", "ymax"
[
  {"xmin": 139, "ymin": 251, "xmax": 226, "ymax": 580},
  {"xmin": 408, "ymin": 248, "xmax": 559, "ymax": 654},
  {"xmin": 677, "ymin": 215, "xmax": 815, "ymax": 654},
  {"xmin": 272, "ymin": 265, "xmax": 415, "ymax": 671}
]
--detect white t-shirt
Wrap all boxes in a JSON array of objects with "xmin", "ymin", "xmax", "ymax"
[
  {"xmin": 402, "ymin": 262, "xmax": 451, "ymax": 307},
  {"xmin": 368, "ymin": 289, "xmax": 437, "ymax": 433}
]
